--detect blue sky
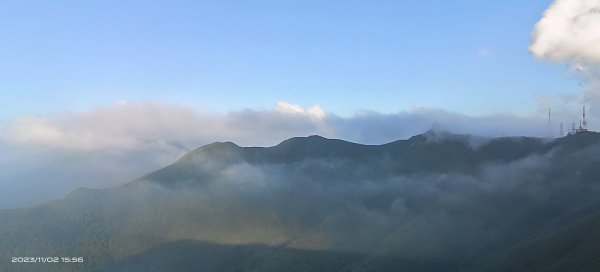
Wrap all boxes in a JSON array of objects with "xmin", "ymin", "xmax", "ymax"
[
  {"xmin": 4, "ymin": 0, "xmax": 600, "ymax": 208},
  {"xmin": 0, "ymin": 0, "xmax": 580, "ymax": 119}
]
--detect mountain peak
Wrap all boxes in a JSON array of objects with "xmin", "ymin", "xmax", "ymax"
[
  {"xmin": 176, "ymin": 141, "xmax": 241, "ymax": 163},
  {"xmin": 195, "ymin": 141, "xmax": 239, "ymax": 152},
  {"xmin": 279, "ymin": 135, "xmax": 329, "ymax": 144}
]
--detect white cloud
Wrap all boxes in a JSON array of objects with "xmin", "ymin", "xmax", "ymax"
[
  {"xmin": 0, "ymin": 101, "xmax": 332, "ymax": 152},
  {"xmin": 276, "ymin": 101, "xmax": 326, "ymax": 120},
  {"xmin": 0, "ymin": 101, "xmax": 553, "ymax": 152},
  {"xmin": 529, "ymin": 0, "xmax": 600, "ymax": 63},
  {"xmin": 529, "ymin": 0, "xmax": 600, "ymax": 125}
]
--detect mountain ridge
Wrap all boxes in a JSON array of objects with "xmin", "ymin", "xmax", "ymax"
[{"xmin": 142, "ymin": 130, "xmax": 598, "ymax": 186}]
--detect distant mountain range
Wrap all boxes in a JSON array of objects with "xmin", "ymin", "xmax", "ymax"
[{"xmin": 3, "ymin": 130, "xmax": 600, "ymax": 271}]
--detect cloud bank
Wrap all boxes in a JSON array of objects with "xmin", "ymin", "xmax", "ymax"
[
  {"xmin": 1, "ymin": 101, "xmax": 548, "ymax": 151},
  {"xmin": 0, "ymin": 101, "xmax": 550, "ymax": 208}
]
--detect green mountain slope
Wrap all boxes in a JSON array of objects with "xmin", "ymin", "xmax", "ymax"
[{"xmin": 2, "ymin": 131, "xmax": 600, "ymax": 271}]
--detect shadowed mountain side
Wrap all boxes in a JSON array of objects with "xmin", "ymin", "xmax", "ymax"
[
  {"xmin": 142, "ymin": 130, "xmax": 579, "ymax": 187},
  {"xmin": 101, "ymin": 240, "xmax": 363, "ymax": 272},
  {"xmin": 475, "ymin": 211, "xmax": 600, "ymax": 272},
  {"xmin": 101, "ymin": 240, "xmax": 462, "ymax": 272}
]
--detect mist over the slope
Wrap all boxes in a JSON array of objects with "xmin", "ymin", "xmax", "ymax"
[
  {"xmin": 0, "ymin": 102, "xmax": 551, "ymax": 208},
  {"xmin": 3, "ymin": 131, "xmax": 600, "ymax": 271},
  {"xmin": 0, "ymin": 132, "xmax": 600, "ymax": 271},
  {"xmin": 0, "ymin": 143, "xmax": 185, "ymax": 208},
  {"xmin": 129, "ymin": 136, "xmax": 600, "ymax": 254}
]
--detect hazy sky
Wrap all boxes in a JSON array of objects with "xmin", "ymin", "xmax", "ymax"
[{"xmin": 0, "ymin": 0, "xmax": 578, "ymax": 119}]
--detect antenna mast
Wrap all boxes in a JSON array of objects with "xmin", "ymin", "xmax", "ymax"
[
  {"xmin": 560, "ymin": 122, "xmax": 564, "ymax": 137},
  {"xmin": 583, "ymin": 105, "xmax": 587, "ymax": 129},
  {"xmin": 547, "ymin": 108, "xmax": 553, "ymax": 138}
]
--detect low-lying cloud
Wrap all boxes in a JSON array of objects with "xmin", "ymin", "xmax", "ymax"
[
  {"xmin": 0, "ymin": 101, "xmax": 551, "ymax": 208},
  {"xmin": 1, "ymin": 101, "xmax": 550, "ymax": 151},
  {"xmin": 55, "ymin": 138, "xmax": 600, "ymax": 262}
]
